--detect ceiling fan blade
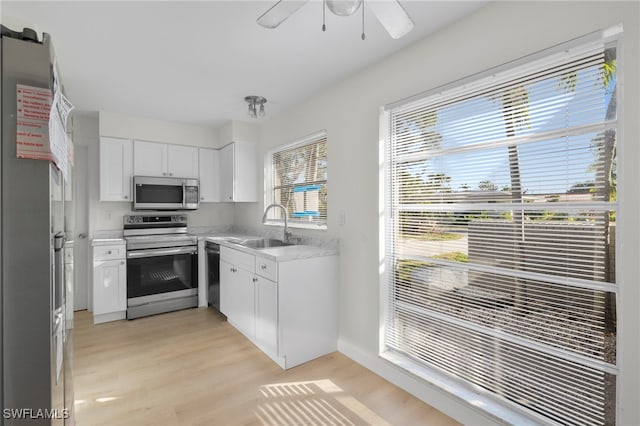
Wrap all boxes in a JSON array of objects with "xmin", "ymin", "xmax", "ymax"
[
  {"xmin": 257, "ymin": 0, "xmax": 309, "ymax": 29},
  {"xmin": 368, "ymin": 0, "xmax": 414, "ymax": 39}
]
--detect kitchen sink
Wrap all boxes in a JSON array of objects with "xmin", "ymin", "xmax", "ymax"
[{"xmin": 239, "ymin": 238, "xmax": 294, "ymax": 249}]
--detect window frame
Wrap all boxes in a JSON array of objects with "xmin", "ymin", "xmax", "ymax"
[
  {"xmin": 264, "ymin": 131, "xmax": 328, "ymax": 230},
  {"xmin": 380, "ymin": 26, "xmax": 621, "ymax": 425}
]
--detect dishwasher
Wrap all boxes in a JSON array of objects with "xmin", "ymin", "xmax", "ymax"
[{"xmin": 205, "ymin": 241, "xmax": 221, "ymax": 311}]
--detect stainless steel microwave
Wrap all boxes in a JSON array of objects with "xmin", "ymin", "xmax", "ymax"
[{"xmin": 133, "ymin": 176, "xmax": 199, "ymax": 211}]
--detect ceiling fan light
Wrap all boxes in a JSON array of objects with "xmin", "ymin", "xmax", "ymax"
[
  {"xmin": 259, "ymin": 103, "xmax": 265, "ymax": 117},
  {"xmin": 326, "ymin": 0, "xmax": 362, "ymax": 16}
]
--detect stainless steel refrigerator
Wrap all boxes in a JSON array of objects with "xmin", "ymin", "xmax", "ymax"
[{"xmin": 1, "ymin": 26, "xmax": 73, "ymax": 425}]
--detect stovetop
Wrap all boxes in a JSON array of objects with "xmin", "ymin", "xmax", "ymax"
[
  {"xmin": 123, "ymin": 214, "xmax": 196, "ymax": 250},
  {"xmin": 125, "ymin": 233, "xmax": 197, "ymax": 250}
]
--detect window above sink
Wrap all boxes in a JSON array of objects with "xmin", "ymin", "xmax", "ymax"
[{"xmin": 265, "ymin": 131, "xmax": 327, "ymax": 230}]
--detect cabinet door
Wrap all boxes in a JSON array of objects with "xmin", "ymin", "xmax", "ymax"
[
  {"xmin": 220, "ymin": 259, "xmax": 232, "ymax": 315},
  {"xmin": 235, "ymin": 268, "xmax": 256, "ymax": 339},
  {"xmin": 199, "ymin": 148, "xmax": 220, "ymax": 202},
  {"xmin": 93, "ymin": 259, "xmax": 126, "ymax": 315},
  {"xmin": 99, "ymin": 137, "xmax": 132, "ymax": 201},
  {"xmin": 167, "ymin": 145, "xmax": 199, "ymax": 178},
  {"xmin": 255, "ymin": 276, "xmax": 278, "ymax": 355},
  {"xmin": 219, "ymin": 144, "xmax": 234, "ymax": 202},
  {"xmin": 223, "ymin": 262, "xmax": 255, "ymax": 339},
  {"xmin": 233, "ymin": 142, "xmax": 257, "ymax": 202},
  {"xmin": 133, "ymin": 140, "xmax": 166, "ymax": 176}
]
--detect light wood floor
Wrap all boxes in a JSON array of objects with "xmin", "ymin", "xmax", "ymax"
[{"xmin": 72, "ymin": 308, "xmax": 460, "ymax": 426}]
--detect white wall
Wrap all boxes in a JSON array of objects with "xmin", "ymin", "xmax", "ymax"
[
  {"xmin": 99, "ymin": 110, "xmax": 219, "ymax": 148},
  {"xmin": 219, "ymin": 120, "xmax": 260, "ymax": 146},
  {"xmin": 234, "ymin": 1, "xmax": 640, "ymax": 424}
]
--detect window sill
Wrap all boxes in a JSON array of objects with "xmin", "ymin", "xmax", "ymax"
[
  {"xmin": 380, "ymin": 350, "xmax": 544, "ymax": 426},
  {"xmin": 263, "ymin": 220, "xmax": 327, "ymax": 231}
]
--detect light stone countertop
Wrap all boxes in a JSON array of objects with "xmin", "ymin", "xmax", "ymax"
[
  {"xmin": 201, "ymin": 234, "xmax": 339, "ymax": 262},
  {"xmin": 91, "ymin": 238, "xmax": 125, "ymax": 246}
]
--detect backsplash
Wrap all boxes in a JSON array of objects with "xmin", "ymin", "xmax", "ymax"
[
  {"xmin": 93, "ymin": 229, "xmax": 124, "ymax": 239},
  {"xmin": 188, "ymin": 225, "xmax": 233, "ymax": 236}
]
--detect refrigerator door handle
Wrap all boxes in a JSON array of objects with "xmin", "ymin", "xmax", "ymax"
[{"xmin": 54, "ymin": 232, "xmax": 66, "ymax": 250}]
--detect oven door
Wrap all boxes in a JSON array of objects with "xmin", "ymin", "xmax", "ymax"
[{"xmin": 126, "ymin": 246, "xmax": 198, "ymax": 306}]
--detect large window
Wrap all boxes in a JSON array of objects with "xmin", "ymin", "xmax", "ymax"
[
  {"xmin": 266, "ymin": 132, "xmax": 327, "ymax": 229},
  {"xmin": 382, "ymin": 31, "xmax": 619, "ymax": 425}
]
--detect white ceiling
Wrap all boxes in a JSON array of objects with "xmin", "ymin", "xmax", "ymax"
[{"xmin": 1, "ymin": 1, "xmax": 487, "ymax": 128}]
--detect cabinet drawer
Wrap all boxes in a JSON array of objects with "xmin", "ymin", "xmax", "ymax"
[
  {"xmin": 94, "ymin": 245, "xmax": 125, "ymax": 261},
  {"xmin": 255, "ymin": 257, "xmax": 277, "ymax": 282},
  {"xmin": 221, "ymin": 246, "xmax": 255, "ymax": 272}
]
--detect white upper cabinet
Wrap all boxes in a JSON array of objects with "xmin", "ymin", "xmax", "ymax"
[
  {"xmin": 133, "ymin": 140, "xmax": 165, "ymax": 176},
  {"xmin": 198, "ymin": 148, "xmax": 220, "ymax": 202},
  {"xmin": 133, "ymin": 140, "xmax": 199, "ymax": 179},
  {"xmin": 99, "ymin": 137, "xmax": 133, "ymax": 202},
  {"xmin": 219, "ymin": 142, "xmax": 256, "ymax": 202},
  {"xmin": 167, "ymin": 145, "xmax": 199, "ymax": 178},
  {"xmin": 219, "ymin": 143, "xmax": 234, "ymax": 202},
  {"xmin": 100, "ymin": 138, "xmax": 254, "ymax": 203}
]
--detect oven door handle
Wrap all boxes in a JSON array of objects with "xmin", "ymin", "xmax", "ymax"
[
  {"xmin": 182, "ymin": 180, "xmax": 186, "ymax": 208},
  {"xmin": 127, "ymin": 246, "xmax": 197, "ymax": 259}
]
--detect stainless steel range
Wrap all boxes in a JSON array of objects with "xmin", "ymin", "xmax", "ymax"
[{"xmin": 124, "ymin": 214, "xmax": 198, "ymax": 319}]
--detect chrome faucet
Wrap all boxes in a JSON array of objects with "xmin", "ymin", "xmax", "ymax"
[{"xmin": 262, "ymin": 203, "xmax": 292, "ymax": 243}]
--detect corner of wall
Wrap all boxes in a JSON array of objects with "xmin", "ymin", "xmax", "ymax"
[{"xmin": 218, "ymin": 119, "xmax": 260, "ymax": 147}]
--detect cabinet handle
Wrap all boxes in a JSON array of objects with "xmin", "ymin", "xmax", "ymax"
[
  {"xmin": 124, "ymin": 195, "xmax": 128, "ymax": 199},
  {"xmin": 201, "ymin": 197, "xmax": 204, "ymax": 200},
  {"xmin": 163, "ymin": 172, "xmax": 167, "ymax": 176},
  {"xmin": 120, "ymin": 261, "xmax": 125, "ymax": 265},
  {"xmin": 252, "ymin": 277, "xmax": 258, "ymax": 283},
  {"xmin": 228, "ymin": 196, "xmax": 232, "ymax": 200},
  {"xmin": 260, "ymin": 264, "xmax": 267, "ymax": 270},
  {"xmin": 107, "ymin": 250, "xmax": 112, "ymax": 255}
]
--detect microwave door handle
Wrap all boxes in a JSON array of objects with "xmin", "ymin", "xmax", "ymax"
[
  {"xmin": 182, "ymin": 181, "xmax": 186, "ymax": 207},
  {"xmin": 127, "ymin": 247, "xmax": 197, "ymax": 259}
]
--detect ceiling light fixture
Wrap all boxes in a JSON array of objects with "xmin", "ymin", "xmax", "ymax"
[{"xmin": 245, "ymin": 95, "xmax": 267, "ymax": 118}]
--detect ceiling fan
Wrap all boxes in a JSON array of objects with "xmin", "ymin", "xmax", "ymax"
[{"xmin": 257, "ymin": 0, "xmax": 415, "ymax": 40}]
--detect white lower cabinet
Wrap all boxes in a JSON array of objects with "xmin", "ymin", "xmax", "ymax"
[
  {"xmin": 221, "ymin": 260, "xmax": 255, "ymax": 338},
  {"xmin": 92, "ymin": 241, "xmax": 127, "ymax": 324},
  {"xmin": 255, "ymin": 277, "xmax": 278, "ymax": 355},
  {"xmin": 220, "ymin": 246, "xmax": 338, "ymax": 369}
]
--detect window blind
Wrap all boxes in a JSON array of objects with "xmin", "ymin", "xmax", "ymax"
[
  {"xmin": 382, "ymin": 37, "xmax": 618, "ymax": 426},
  {"xmin": 269, "ymin": 133, "xmax": 327, "ymax": 226}
]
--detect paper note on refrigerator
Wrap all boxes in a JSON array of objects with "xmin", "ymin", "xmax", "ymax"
[
  {"xmin": 16, "ymin": 84, "xmax": 55, "ymax": 161},
  {"xmin": 16, "ymin": 84, "xmax": 74, "ymax": 181}
]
